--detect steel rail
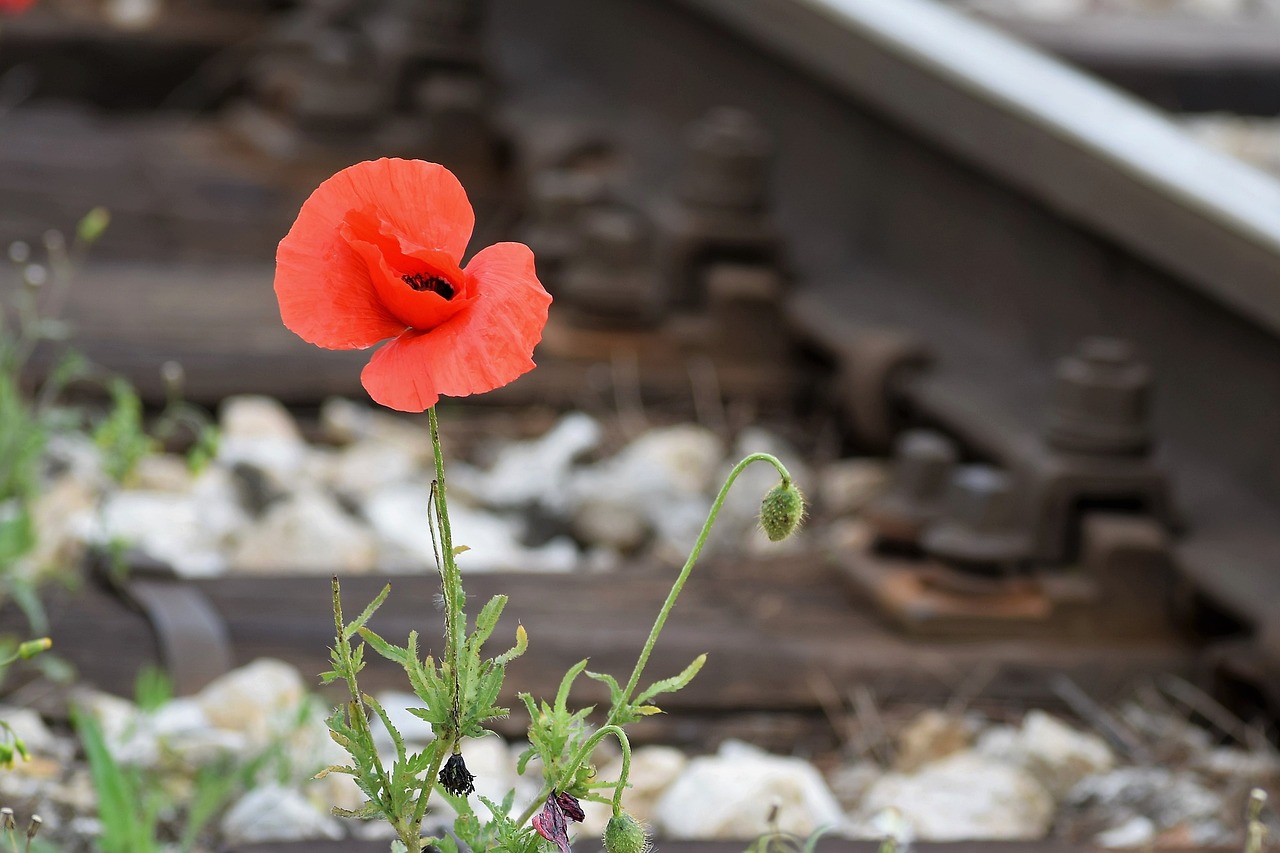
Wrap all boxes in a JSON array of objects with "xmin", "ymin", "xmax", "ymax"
[{"xmin": 675, "ymin": 0, "xmax": 1280, "ymax": 339}]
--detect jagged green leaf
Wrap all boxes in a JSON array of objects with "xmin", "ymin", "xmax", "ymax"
[
  {"xmin": 346, "ymin": 584, "xmax": 391, "ymax": 635},
  {"xmin": 635, "ymin": 653, "xmax": 706, "ymax": 704}
]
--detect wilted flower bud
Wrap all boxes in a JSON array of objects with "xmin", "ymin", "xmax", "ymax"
[
  {"xmin": 439, "ymin": 750, "xmax": 475, "ymax": 796},
  {"xmin": 759, "ymin": 480, "xmax": 805, "ymax": 542},
  {"xmin": 604, "ymin": 812, "xmax": 649, "ymax": 853}
]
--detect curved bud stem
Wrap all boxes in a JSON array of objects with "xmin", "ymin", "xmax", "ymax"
[{"xmin": 609, "ymin": 452, "xmax": 791, "ymax": 721}]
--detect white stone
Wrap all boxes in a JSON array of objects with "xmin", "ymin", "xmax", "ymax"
[
  {"xmin": 217, "ymin": 395, "xmax": 308, "ymax": 481},
  {"xmin": 131, "ymin": 454, "xmax": 195, "ymax": 492},
  {"xmin": 190, "ymin": 465, "xmax": 254, "ymax": 544},
  {"xmin": 977, "ymin": 710, "xmax": 1114, "ymax": 798},
  {"xmin": 43, "ymin": 433, "xmax": 108, "ymax": 491},
  {"xmin": 92, "ymin": 490, "xmax": 228, "ymax": 577},
  {"xmin": 0, "ymin": 706, "xmax": 66, "ymax": 760},
  {"xmin": 1097, "ymin": 815, "xmax": 1157, "ymax": 849},
  {"xmin": 582, "ymin": 745, "xmax": 688, "ymax": 834},
  {"xmin": 329, "ymin": 440, "xmax": 421, "ymax": 502},
  {"xmin": 319, "ymin": 397, "xmax": 434, "ymax": 461},
  {"xmin": 818, "ymin": 459, "xmax": 890, "ymax": 516},
  {"xmin": 105, "ymin": 0, "xmax": 161, "ymax": 29},
  {"xmin": 77, "ymin": 689, "xmax": 159, "ymax": 767},
  {"xmin": 369, "ymin": 691, "xmax": 437, "ymax": 750},
  {"xmin": 462, "ymin": 735, "xmax": 521, "ymax": 814},
  {"xmin": 956, "ymin": 0, "xmax": 1089, "ymax": 18},
  {"xmin": 653, "ymin": 740, "xmax": 845, "ymax": 839},
  {"xmin": 195, "ymin": 659, "xmax": 308, "ymax": 749},
  {"xmin": 894, "ymin": 710, "xmax": 973, "ymax": 773},
  {"xmin": 230, "ymin": 491, "xmax": 378, "ymax": 574},
  {"xmin": 221, "ymin": 784, "xmax": 344, "ymax": 843},
  {"xmin": 366, "ymin": 484, "xmax": 578, "ymax": 573},
  {"xmin": 571, "ymin": 499, "xmax": 650, "ymax": 551},
  {"xmin": 463, "ymin": 412, "xmax": 602, "ymax": 509},
  {"xmin": 856, "ymin": 751, "xmax": 1053, "ymax": 841},
  {"xmin": 567, "ymin": 424, "xmax": 723, "ymax": 556}
]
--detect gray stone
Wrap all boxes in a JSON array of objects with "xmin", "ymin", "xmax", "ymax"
[
  {"xmin": 221, "ymin": 784, "xmax": 344, "ymax": 844},
  {"xmin": 818, "ymin": 458, "xmax": 890, "ymax": 517}
]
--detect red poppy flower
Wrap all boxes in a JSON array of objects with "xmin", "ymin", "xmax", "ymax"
[
  {"xmin": 0, "ymin": 0, "xmax": 35, "ymax": 14},
  {"xmin": 275, "ymin": 158, "xmax": 551, "ymax": 412}
]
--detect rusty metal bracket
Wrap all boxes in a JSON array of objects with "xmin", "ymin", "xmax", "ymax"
[
  {"xmin": 839, "ymin": 512, "xmax": 1180, "ymax": 640},
  {"xmin": 93, "ymin": 551, "xmax": 234, "ymax": 696}
]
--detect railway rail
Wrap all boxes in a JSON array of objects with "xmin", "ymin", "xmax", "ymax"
[{"xmin": 4, "ymin": 0, "xmax": 1280, "ymax": 740}]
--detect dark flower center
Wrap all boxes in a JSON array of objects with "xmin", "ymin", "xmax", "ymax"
[{"xmin": 402, "ymin": 273, "xmax": 455, "ymax": 300}]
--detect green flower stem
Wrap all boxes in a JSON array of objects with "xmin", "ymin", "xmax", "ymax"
[
  {"xmin": 608, "ymin": 452, "xmax": 791, "ymax": 721},
  {"xmin": 409, "ymin": 735, "xmax": 456, "ymax": 847},
  {"xmin": 427, "ymin": 407, "xmax": 465, "ymax": 721},
  {"xmin": 517, "ymin": 452, "xmax": 790, "ymax": 826},
  {"xmin": 330, "ymin": 580, "xmax": 396, "ymax": 831},
  {"xmin": 516, "ymin": 724, "xmax": 632, "ymax": 826}
]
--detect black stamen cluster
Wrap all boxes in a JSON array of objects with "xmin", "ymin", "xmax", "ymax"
[{"xmin": 439, "ymin": 751, "xmax": 476, "ymax": 796}]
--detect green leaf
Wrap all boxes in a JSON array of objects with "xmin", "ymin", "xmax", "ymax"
[
  {"xmin": 555, "ymin": 659, "xmax": 589, "ymax": 712},
  {"xmin": 585, "ymin": 669, "xmax": 622, "ymax": 705},
  {"xmin": 635, "ymin": 653, "xmax": 706, "ymax": 705},
  {"xmin": 494, "ymin": 623, "xmax": 528, "ymax": 666},
  {"xmin": 470, "ymin": 594, "xmax": 508, "ymax": 650},
  {"xmin": 347, "ymin": 584, "xmax": 391, "ymax": 635},
  {"xmin": 358, "ymin": 627, "xmax": 409, "ymax": 666}
]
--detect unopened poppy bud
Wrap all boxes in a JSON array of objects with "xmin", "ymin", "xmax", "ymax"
[
  {"xmin": 439, "ymin": 750, "xmax": 475, "ymax": 797},
  {"xmin": 76, "ymin": 207, "xmax": 111, "ymax": 245},
  {"xmin": 604, "ymin": 812, "xmax": 649, "ymax": 853},
  {"xmin": 17, "ymin": 637, "xmax": 51, "ymax": 659},
  {"xmin": 759, "ymin": 480, "xmax": 805, "ymax": 542}
]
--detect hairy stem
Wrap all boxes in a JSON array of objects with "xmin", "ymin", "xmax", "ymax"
[{"xmin": 517, "ymin": 452, "xmax": 790, "ymax": 825}]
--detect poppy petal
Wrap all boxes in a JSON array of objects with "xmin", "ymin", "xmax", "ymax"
[
  {"xmin": 360, "ymin": 242, "xmax": 551, "ymax": 412},
  {"xmin": 317, "ymin": 159, "xmax": 474, "ymax": 260},
  {"xmin": 276, "ymin": 235, "xmax": 406, "ymax": 350},
  {"xmin": 274, "ymin": 159, "xmax": 474, "ymax": 349}
]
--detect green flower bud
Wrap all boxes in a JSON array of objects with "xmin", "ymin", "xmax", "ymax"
[
  {"xmin": 17, "ymin": 637, "xmax": 51, "ymax": 660},
  {"xmin": 604, "ymin": 812, "xmax": 649, "ymax": 853},
  {"xmin": 76, "ymin": 207, "xmax": 111, "ymax": 245},
  {"xmin": 759, "ymin": 480, "xmax": 805, "ymax": 542}
]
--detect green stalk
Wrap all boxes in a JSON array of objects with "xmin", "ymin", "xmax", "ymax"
[
  {"xmin": 608, "ymin": 452, "xmax": 791, "ymax": 719},
  {"xmin": 428, "ymin": 407, "xmax": 465, "ymax": 722},
  {"xmin": 516, "ymin": 453, "xmax": 791, "ymax": 825}
]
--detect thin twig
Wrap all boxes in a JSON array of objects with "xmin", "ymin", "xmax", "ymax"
[
  {"xmin": 687, "ymin": 355, "xmax": 727, "ymax": 436},
  {"xmin": 1051, "ymin": 674, "xmax": 1152, "ymax": 763},
  {"xmin": 850, "ymin": 684, "xmax": 893, "ymax": 766},
  {"xmin": 1157, "ymin": 674, "xmax": 1254, "ymax": 748},
  {"xmin": 610, "ymin": 347, "xmax": 647, "ymax": 437}
]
